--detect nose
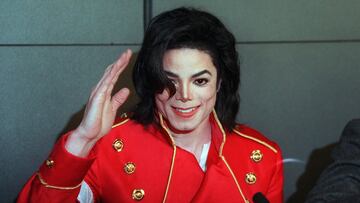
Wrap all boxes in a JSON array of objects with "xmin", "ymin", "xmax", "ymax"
[{"xmin": 176, "ymin": 82, "xmax": 192, "ymax": 102}]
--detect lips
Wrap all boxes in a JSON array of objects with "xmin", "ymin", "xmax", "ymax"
[{"xmin": 172, "ymin": 106, "xmax": 200, "ymax": 118}]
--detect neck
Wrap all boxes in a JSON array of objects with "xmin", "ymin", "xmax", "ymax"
[{"xmin": 170, "ymin": 118, "xmax": 212, "ymax": 161}]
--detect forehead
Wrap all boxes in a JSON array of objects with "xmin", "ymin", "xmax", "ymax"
[{"xmin": 162, "ymin": 48, "xmax": 217, "ymax": 75}]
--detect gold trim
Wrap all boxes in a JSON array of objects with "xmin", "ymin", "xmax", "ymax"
[
  {"xmin": 158, "ymin": 114, "xmax": 175, "ymax": 145},
  {"xmin": 233, "ymin": 129, "xmax": 278, "ymax": 153},
  {"xmin": 159, "ymin": 114, "xmax": 176, "ymax": 203},
  {"xmin": 36, "ymin": 173, "xmax": 82, "ymax": 190},
  {"xmin": 162, "ymin": 145, "xmax": 176, "ymax": 203},
  {"xmin": 112, "ymin": 118, "xmax": 130, "ymax": 128},
  {"xmin": 212, "ymin": 110, "xmax": 226, "ymax": 157},
  {"xmin": 221, "ymin": 156, "xmax": 248, "ymax": 202}
]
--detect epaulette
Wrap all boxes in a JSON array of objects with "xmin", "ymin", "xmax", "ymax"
[
  {"xmin": 112, "ymin": 112, "xmax": 130, "ymax": 128},
  {"xmin": 232, "ymin": 124, "xmax": 278, "ymax": 153}
]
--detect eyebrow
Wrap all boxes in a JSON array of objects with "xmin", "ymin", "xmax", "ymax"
[{"xmin": 164, "ymin": 70, "xmax": 212, "ymax": 78}]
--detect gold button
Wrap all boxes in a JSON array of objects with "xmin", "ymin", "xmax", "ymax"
[
  {"xmin": 132, "ymin": 189, "xmax": 145, "ymax": 201},
  {"xmin": 113, "ymin": 139, "xmax": 124, "ymax": 152},
  {"xmin": 250, "ymin": 150, "xmax": 263, "ymax": 162},
  {"xmin": 124, "ymin": 162, "xmax": 136, "ymax": 174},
  {"xmin": 245, "ymin": 172, "xmax": 257, "ymax": 184},
  {"xmin": 45, "ymin": 159, "xmax": 54, "ymax": 168}
]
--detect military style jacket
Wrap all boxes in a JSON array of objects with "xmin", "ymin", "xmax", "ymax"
[{"xmin": 18, "ymin": 112, "xmax": 283, "ymax": 203}]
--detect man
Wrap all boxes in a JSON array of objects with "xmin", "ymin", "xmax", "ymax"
[{"xmin": 17, "ymin": 8, "xmax": 283, "ymax": 202}]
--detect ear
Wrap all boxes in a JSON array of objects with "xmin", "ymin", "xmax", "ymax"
[{"xmin": 217, "ymin": 79, "xmax": 222, "ymax": 92}]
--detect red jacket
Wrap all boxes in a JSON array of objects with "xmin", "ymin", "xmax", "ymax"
[{"xmin": 18, "ymin": 112, "xmax": 283, "ymax": 203}]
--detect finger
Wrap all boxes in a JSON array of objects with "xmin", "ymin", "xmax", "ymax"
[
  {"xmin": 100, "ymin": 49, "xmax": 131, "ymax": 96},
  {"xmin": 89, "ymin": 64, "xmax": 113, "ymax": 99},
  {"xmin": 85, "ymin": 63, "xmax": 116, "ymax": 117},
  {"xmin": 105, "ymin": 49, "xmax": 132, "ymax": 99},
  {"xmin": 111, "ymin": 88, "xmax": 130, "ymax": 111},
  {"xmin": 110, "ymin": 49, "xmax": 132, "ymax": 85},
  {"xmin": 90, "ymin": 49, "xmax": 131, "ymax": 101}
]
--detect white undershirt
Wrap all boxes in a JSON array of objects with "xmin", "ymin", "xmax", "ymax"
[
  {"xmin": 78, "ymin": 142, "xmax": 211, "ymax": 203},
  {"xmin": 77, "ymin": 181, "xmax": 94, "ymax": 203},
  {"xmin": 199, "ymin": 141, "xmax": 211, "ymax": 171}
]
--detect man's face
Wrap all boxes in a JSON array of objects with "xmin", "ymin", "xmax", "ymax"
[{"xmin": 155, "ymin": 48, "xmax": 218, "ymax": 133}]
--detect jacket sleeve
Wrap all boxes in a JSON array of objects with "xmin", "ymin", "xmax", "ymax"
[
  {"xmin": 17, "ymin": 133, "xmax": 96, "ymax": 203},
  {"xmin": 305, "ymin": 119, "xmax": 360, "ymax": 203},
  {"xmin": 266, "ymin": 144, "xmax": 284, "ymax": 203}
]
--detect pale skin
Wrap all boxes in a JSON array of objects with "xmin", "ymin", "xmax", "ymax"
[
  {"xmin": 65, "ymin": 48, "xmax": 218, "ymax": 162},
  {"xmin": 156, "ymin": 48, "xmax": 218, "ymax": 161}
]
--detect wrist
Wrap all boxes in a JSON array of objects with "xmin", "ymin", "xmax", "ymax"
[{"xmin": 65, "ymin": 129, "xmax": 97, "ymax": 158}]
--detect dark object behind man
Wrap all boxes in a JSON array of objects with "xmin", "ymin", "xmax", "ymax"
[{"xmin": 306, "ymin": 119, "xmax": 360, "ymax": 202}]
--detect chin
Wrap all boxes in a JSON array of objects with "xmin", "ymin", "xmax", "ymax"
[
  {"xmin": 164, "ymin": 120, "xmax": 195, "ymax": 133},
  {"xmin": 166, "ymin": 111, "xmax": 209, "ymax": 133}
]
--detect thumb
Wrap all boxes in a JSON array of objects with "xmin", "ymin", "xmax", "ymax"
[{"xmin": 111, "ymin": 88, "xmax": 130, "ymax": 111}]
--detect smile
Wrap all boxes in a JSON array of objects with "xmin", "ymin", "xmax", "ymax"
[
  {"xmin": 176, "ymin": 107, "xmax": 196, "ymax": 113},
  {"xmin": 172, "ymin": 106, "xmax": 200, "ymax": 118}
]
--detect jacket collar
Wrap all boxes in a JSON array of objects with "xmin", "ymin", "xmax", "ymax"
[{"xmin": 157, "ymin": 110, "xmax": 226, "ymax": 157}]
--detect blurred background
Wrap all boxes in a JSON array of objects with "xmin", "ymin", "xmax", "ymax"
[{"xmin": 1, "ymin": 0, "xmax": 360, "ymax": 202}]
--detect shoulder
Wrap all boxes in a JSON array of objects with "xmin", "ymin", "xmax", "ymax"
[
  {"xmin": 342, "ymin": 118, "xmax": 360, "ymax": 139},
  {"xmin": 111, "ymin": 113, "xmax": 149, "ymax": 132},
  {"xmin": 346, "ymin": 118, "xmax": 360, "ymax": 127},
  {"xmin": 90, "ymin": 113, "xmax": 165, "ymax": 160},
  {"xmin": 222, "ymin": 124, "xmax": 283, "ymax": 191},
  {"xmin": 228, "ymin": 124, "xmax": 281, "ymax": 154},
  {"xmin": 95, "ymin": 113, "xmax": 168, "ymax": 150},
  {"xmin": 332, "ymin": 118, "xmax": 360, "ymax": 160},
  {"xmin": 306, "ymin": 120, "xmax": 360, "ymax": 202},
  {"xmin": 94, "ymin": 113, "xmax": 145, "ymax": 148},
  {"xmin": 112, "ymin": 113, "xmax": 134, "ymax": 129}
]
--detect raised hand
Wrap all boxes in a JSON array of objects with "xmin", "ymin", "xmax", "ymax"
[{"xmin": 65, "ymin": 49, "xmax": 132, "ymax": 157}]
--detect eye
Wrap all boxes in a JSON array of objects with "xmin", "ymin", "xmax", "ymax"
[{"xmin": 194, "ymin": 78, "xmax": 209, "ymax": 86}]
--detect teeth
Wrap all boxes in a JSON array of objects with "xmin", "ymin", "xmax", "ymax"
[{"xmin": 176, "ymin": 107, "xmax": 196, "ymax": 113}]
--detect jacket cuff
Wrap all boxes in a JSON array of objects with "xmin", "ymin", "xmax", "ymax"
[{"xmin": 38, "ymin": 132, "xmax": 95, "ymax": 188}]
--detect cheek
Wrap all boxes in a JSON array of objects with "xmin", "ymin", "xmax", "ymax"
[{"xmin": 198, "ymin": 85, "xmax": 217, "ymax": 102}]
